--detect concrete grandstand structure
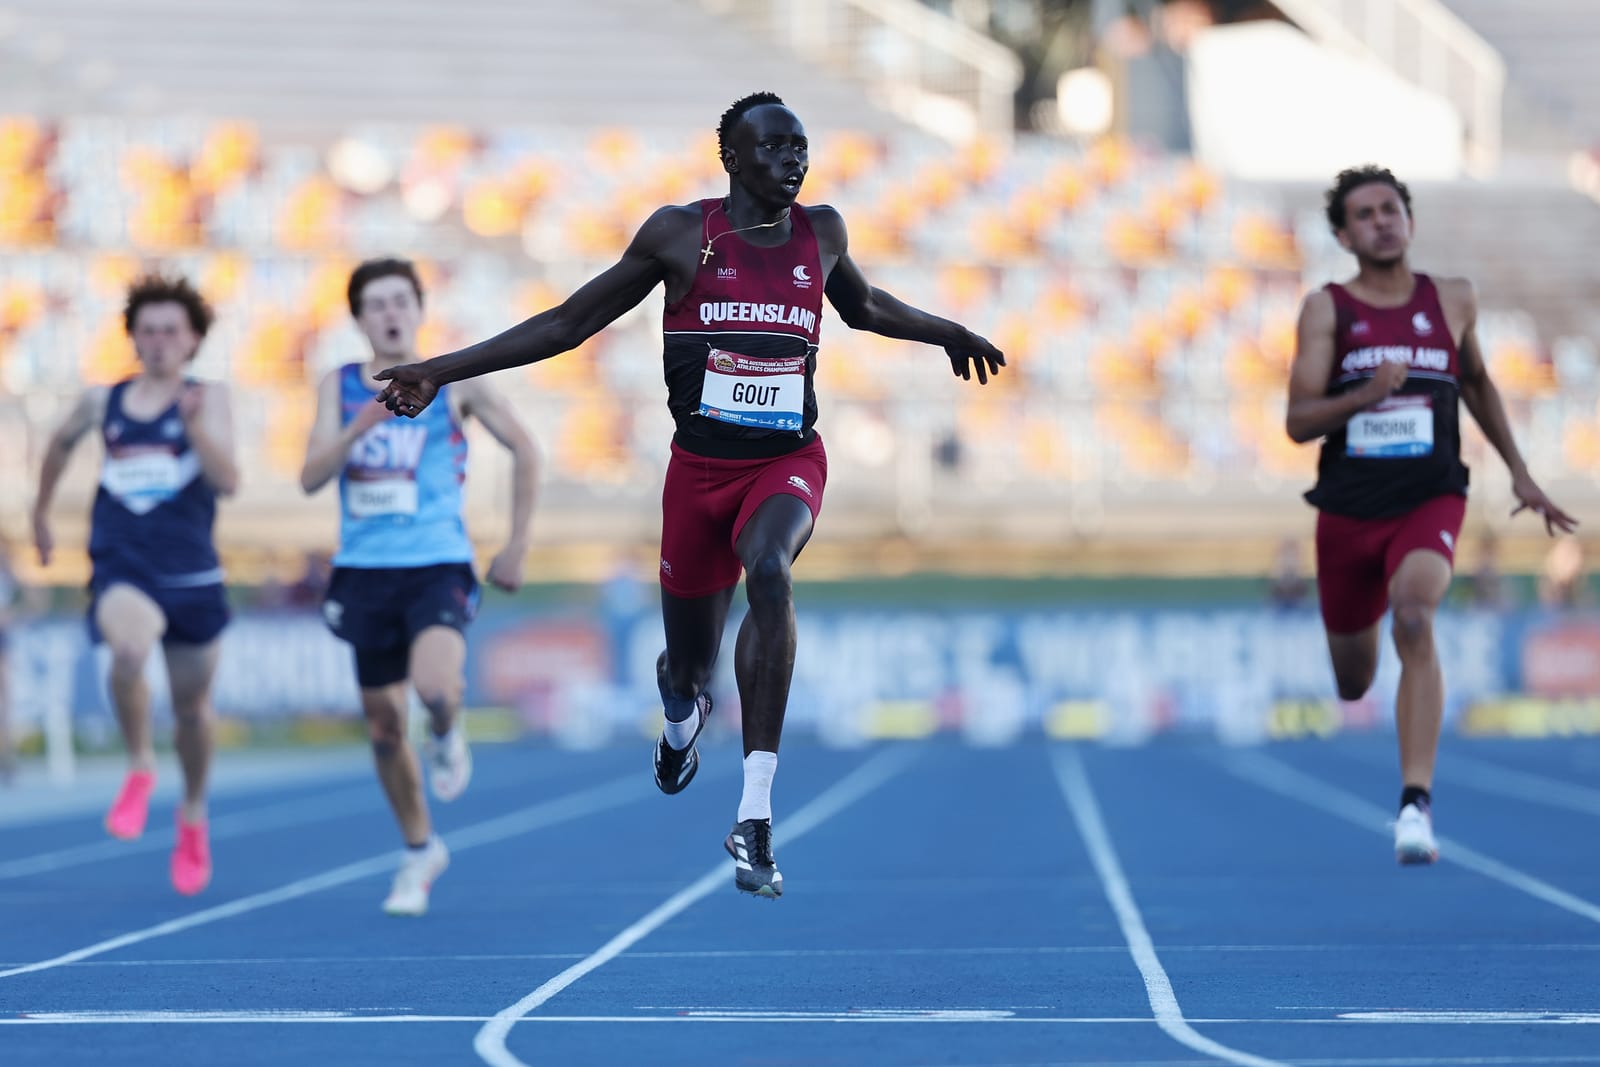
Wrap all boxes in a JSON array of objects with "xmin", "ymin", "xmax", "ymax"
[{"xmin": 0, "ymin": 0, "xmax": 1595, "ymax": 582}]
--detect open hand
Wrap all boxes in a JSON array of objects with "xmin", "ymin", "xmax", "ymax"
[
  {"xmin": 1511, "ymin": 471, "xmax": 1578, "ymax": 536},
  {"xmin": 947, "ymin": 332, "xmax": 1006, "ymax": 385},
  {"xmin": 373, "ymin": 363, "xmax": 439, "ymax": 418}
]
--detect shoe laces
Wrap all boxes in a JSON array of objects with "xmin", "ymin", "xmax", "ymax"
[{"xmin": 746, "ymin": 820, "xmax": 775, "ymax": 867}]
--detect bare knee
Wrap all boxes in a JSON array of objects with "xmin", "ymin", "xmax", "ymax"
[
  {"xmin": 412, "ymin": 676, "xmax": 462, "ymax": 716},
  {"xmin": 107, "ymin": 641, "xmax": 153, "ymax": 681},
  {"xmin": 364, "ymin": 706, "xmax": 405, "ymax": 756},
  {"xmin": 1391, "ymin": 601, "xmax": 1436, "ymax": 660},
  {"xmin": 744, "ymin": 551, "xmax": 793, "ymax": 613},
  {"xmin": 171, "ymin": 698, "xmax": 210, "ymax": 729}
]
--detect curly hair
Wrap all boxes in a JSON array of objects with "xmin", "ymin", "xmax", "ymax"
[
  {"xmin": 1325, "ymin": 165, "xmax": 1413, "ymax": 231},
  {"xmin": 717, "ymin": 91, "xmax": 787, "ymax": 157},
  {"xmin": 347, "ymin": 257, "xmax": 424, "ymax": 317},
  {"xmin": 123, "ymin": 274, "xmax": 214, "ymax": 337}
]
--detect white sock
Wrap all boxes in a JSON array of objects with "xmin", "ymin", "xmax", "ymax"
[
  {"xmin": 662, "ymin": 698, "xmax": 702, "ymax": 751},
  {"xmin": 737, "ymin": 751, "xmax": 778, "ymax": 823}
]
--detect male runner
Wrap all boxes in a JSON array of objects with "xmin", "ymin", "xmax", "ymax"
[
  {"xmin": 1286, "ymin": 166, "xmax": 1576, "ymax": 863},
  {"xmin": 375, "ymin": 92, "xmax": 1005, "ymax": 898},
  {"xmin": 32, "ymin": 275, "xmax": 237, "ymax": 894},
  {"xmin": 301, "ymin": 257, "xmax": 537, "ymax": 916}
]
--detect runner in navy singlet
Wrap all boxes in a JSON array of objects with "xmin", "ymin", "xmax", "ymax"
[
  {"xmin": 374, "ymin": 91, "xmax": 1005, "ymax": 897},
  {"xmin": 1286, "ymin": 166, "xmax": 1576, "ymax": 864},
  {"xmin": 31, "ymin": 275, "xmax": 239, "ymax": 894}
]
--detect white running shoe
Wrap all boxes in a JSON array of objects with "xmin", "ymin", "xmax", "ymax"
[
  {"xmin": 1394, "ymin": 803, "xmax": 1439, "ymax": 865},
  {"xmin": 382, "ymin": 836, "xmax": 450, "ymax": 916},
  {"xmin": 424, "ymin": 724, "xmax": 473, "ymax": 803}
]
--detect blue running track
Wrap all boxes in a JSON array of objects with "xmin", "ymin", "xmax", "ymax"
[{"xmin": 2, "ymin": 736, "xmax": 1598, "ymax": 1066}]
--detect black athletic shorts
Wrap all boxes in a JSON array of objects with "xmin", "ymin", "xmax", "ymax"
[
  {"xmin": 88, "ymin": 571, "xmax": 230, "ymax": 647},
  {"xmin": 322, "ymin": 563, "xmax": 479, "ymax": 688}
]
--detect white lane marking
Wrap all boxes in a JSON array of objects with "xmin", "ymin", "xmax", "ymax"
[
  {"xmin": 11, "ymin": 1011, "xmax": 1600, "ymax": 1034},
  {"xmin": 14, "ymin": 940, "xmax": 1597, "ymax": 970},
  {"xmin": 1338, "ymin": 1011, "xmax": 1600, "ymax": 1024},
  {"xmin": 0, "ymin": 773, "xmax": 659, "ymax": 981},
  {"xmin": 472, "ymin": 744, "xmax": 919, "ymax": 1067},
  {"xmin": 0, "ymin": 785, "xmax": 381, "ymax": 880},
  {"xmin": 1222, "ymin": 750, "xmax": 1600, "ymax": 926},
  {"xmin": 1052, "ymin": 747, "xmax": 1290, "ymax": 1067}
]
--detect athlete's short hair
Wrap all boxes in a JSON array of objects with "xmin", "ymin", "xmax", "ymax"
[
  {"xmin": 717, "ymin": 91, "xmax": 787, "ymax": 157},
  {"xmin": 123, "ymin": 274, "xmax": 213, "ymax": 337},
  {"xmin": 347, "ymin": 257, "xmax": 424, "ymax": 317},
  {"xmin": 1325, "ymin": 165, "xmax": 1412, "ymax": 231}
]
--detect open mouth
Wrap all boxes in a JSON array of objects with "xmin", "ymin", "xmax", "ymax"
[{"xmin": 781, "ymin": 173, "xmax": 804, "ymax": 193}]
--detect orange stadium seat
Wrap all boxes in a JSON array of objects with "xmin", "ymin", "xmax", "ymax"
[
  {"xmin": 82, "ymin": 320, "xmax": 141, "ymax": 384},
  {"xmin": 5, "ymin": 115, "xmax": 1589, "ymax": 512},
  {"xmin": 277, "ymin": 176, "xmax": 344, "ymax": 251},
  {"xmin": 190, "ymin": 122, "xmax": 260, "ymax": 196}
]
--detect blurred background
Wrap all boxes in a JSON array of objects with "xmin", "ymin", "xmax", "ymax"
[{"xmin": 2, "ymin": 0, "xmax": 1598, "ymax": 775}]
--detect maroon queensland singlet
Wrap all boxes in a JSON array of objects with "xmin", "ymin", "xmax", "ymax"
[
  {"xmin": 661, "ymin": 199, "xmax": 825, "ymax": 460},
  {"xmin": 1304, "ymin": 273, "xmax": 1469, "ymax": 519}
]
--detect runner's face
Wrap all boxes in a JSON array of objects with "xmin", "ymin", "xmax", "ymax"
[
  {"xmin": 1337, "ymin": 182, "xmax": 1411, "ymax": 266},
  {"xmin": 355, "ymin": 275, "xmax": 423, "ymax": 360},
  {"xmin": 726, "ymin": 106, "xmax": 809, "ymax": 207},
  {"xmin": 130, "ymin": 302, "xmax": 200, "ymax": 376}
]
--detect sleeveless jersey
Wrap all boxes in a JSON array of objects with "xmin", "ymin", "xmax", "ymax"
[
  {"xmin": 661, "ymin": 199, "xmax": 825, "ymax": 459},
  {"xmin": 333, "ymin": 363, "xmax": 473, "ymax": 568},
  {"xmin": 1305, "ymin": 273, "xmax": 1469, "ymax": 518},
  {"xmin": 89, "ymin": 379, "xmax": 222, "ymax": 587}
]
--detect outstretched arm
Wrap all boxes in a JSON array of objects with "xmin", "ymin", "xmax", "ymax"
[
  {"xmin": 816, "ymin": 209, "xmax": 1004, "ymax": 384},
  {"xmin": 1285, "ymin": 290, "xmax": 1404, "ymax": 443},
  {"xmin": 32, "ymin": 387, "xmax": 108, "ymax": 566},
  {"xmin": 1455, "ymin": 284, "xmax": 1577, "ymax": 534},
  {"xmin": 376, "ymin": 207, "xmax": 684, "ymax": 415}
]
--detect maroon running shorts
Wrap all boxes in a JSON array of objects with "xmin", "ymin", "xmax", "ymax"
[
  {"xmin": 658, "ymin": 436, "xmax": 829, "ymax": 598},
  {"xmin": 1314, "ymin": 492, "xmax": 1467, "ymax": 634}
]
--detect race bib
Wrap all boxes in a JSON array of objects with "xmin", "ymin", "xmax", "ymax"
[
  {"xmin": 697, "ymin": 348, "xmax": 806, "ymax": 432},
  {"xmin": 1347, "ymin": 395, "xmax": 1434, "ymax": 458},
  {"xmin": 347, "ymin": 477, "xmax": 419, "ymax": 518},
  {"xmin": 102, "ymin": 449, "xmax": 184, "ymax": 498}
]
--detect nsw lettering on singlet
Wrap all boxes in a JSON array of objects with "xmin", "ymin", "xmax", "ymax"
[
  {"xmin": 334, "ymin": 363, "xmax": 470, "ymax": 568},
  {"xmin": 345, "ymin": 421, "xmax": 429, "ymax": 518}
]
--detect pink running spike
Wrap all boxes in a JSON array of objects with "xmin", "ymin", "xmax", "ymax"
[
  {"xmin": 170, "ymin": 816, "xmax": 212, "ymax": 895},
  {"xmin": 104, "ymin": 770, "xmax": 155, "ymax": 840}
]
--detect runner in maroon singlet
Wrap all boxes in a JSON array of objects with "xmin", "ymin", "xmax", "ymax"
[
  {"xmin": 375, "ymin": 92, "xmax": 1004, "ymax": 897},
  {"xmin": 1287, "ymin": 165, "xmax": 1576, "ymax": 864}
]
